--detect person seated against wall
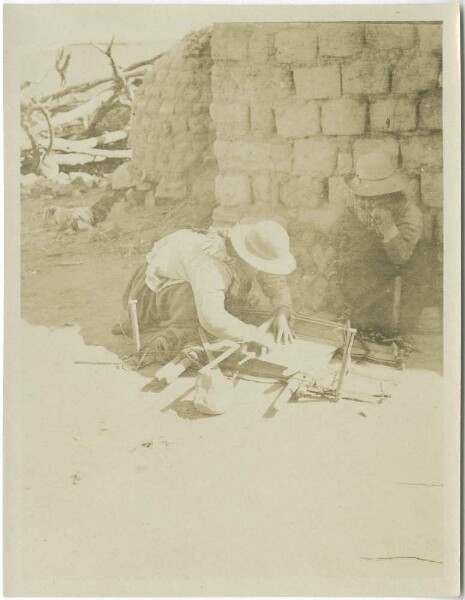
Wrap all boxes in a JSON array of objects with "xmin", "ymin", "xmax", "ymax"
[
  {"xmin": 326, "ymin": 151, "xmax": 427, "ymax": 339},
  {"xmin": 112, "ymin": 219, "xmax": 296, "ymax": 359}
]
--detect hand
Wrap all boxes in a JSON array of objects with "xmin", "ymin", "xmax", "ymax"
[
  {"xmin": 270, "ymin": 307, "xmax": 295, "ymax": 345},
  {"xmin": 371, "ymin": 206, "xmax": 395, "ymax": 237}
]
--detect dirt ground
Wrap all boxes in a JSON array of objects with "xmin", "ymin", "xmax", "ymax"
[{"xmin": 14, "ymin": 182, "xmax": 450, "ymax": 596}]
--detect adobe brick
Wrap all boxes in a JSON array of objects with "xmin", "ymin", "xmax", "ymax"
[
  {"xmin": 214, "ymin": 140, "xmax": 292, "ymax": 173},
  {"xmin": 318, "ymin": 23, "xmax": 364, "ymax": 57},
  {"xmin": 420, "ymin": 172, "xmax": 443, "ymax": 208},
  {"xmin": 328, "ymin": 176, "xmax": 354, "ymax": 208},
  {"xmin": 369, "ymin": 97, "xmax": 417, "ymax": 133},
  {"xmin": 210, "ymin": 103, "xmax": 250, "ymax": 139},
  {"xmin": 294, "ymin": 65, "xmax": 341, "ymax": 100},
  {"xmin": 275, "ymin": 102, "xmax": 320, "ymax": 138},
  {"xmin": 251, "ymin": 173, "xmax": 271, "ymax": 204},
  {"xmin": 212, "ymin": 205, "xmax": 241, "ymax": 228},
  {"xmin": 400, "ymin": 134, "xmax": 443, "ymax": 170},
  {"xmin": 337, "ymin": 152, "xmax": 353, "ymax": 175},
  {"xmin": 211, "ymin": 63, "xmax": 242, "ymax": 102},
  {"xmin": 245, "ymin": 66, "xmax": 294, "ymax": 102},
  {"xmin": 275, "ymin": 28, "xmax": 318, "ymax": 64},
  {"xmin": 342, "ymin": 59, "xmax": 390, "ymax": 95},
  {"xmin": 215, "ymin": 174, "xmax": 251, "ymax": 206},
  {"xmin": 279, "ymin": 176, "xmax": 325, "ymax": 209},
  {"xmin": 293, "ymin": 138, "xmax": 338, "ymax": 175},
  {"xmin": 392, "ymin": 53, "xmax": 441, "ymax": 93},
  {"xmin": 250, "ymin": 104, "xmax": 276, "ymax": 136},
  {"xmin": 365, "ymin": 24, "xmax": 416, "ymax": 50},
  {"xmin": 211, "ymin": 27, "xmax": 250, "ymax": 62},
  {"xmin": 419, "ymin": 91, "xmax": 442, "ymax": 130},
  {"xmin": 417, "ymin": 24, "xmax": 442, "ymax": 53},
  {"xmin": 321, "ymin": 97, "xmax": 367, "ymax": 135},
  {"xmin": 248, "ymin": 26, "xmax": 277, "ymax": 63}
]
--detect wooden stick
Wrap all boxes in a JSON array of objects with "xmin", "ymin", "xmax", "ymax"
[
  {"xmin": 198, "ymin": 344, "xmax": 240, "ymax": 374},
  {"xmin": 335, "ymin": 324, "xmax": 356, "ymax": 400},
  {"xmin": 128, "ymin": 300, "xmax": 141, "ymax": 353},
  {"xmin": 198, "ymin": 316, "xmax": 274, "ymax": 373},
  {"xmin": 392, "ymin": 275, "xmax": 402, "ymax": 333},
  {"xmin": 198, "ymin": 328, "xmax": 215, "ymax": 363},
  {"xmin": 155, "ymin": 316, "xmax": 274, "ymax": 384},
  {"xmin": 155, "ymin": 356, "xmax": 193, "ymax": 385}
]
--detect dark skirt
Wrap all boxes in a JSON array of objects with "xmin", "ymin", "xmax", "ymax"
[{"xmin": 120, "ymin": 263, "xmax": 201, "ymax": 362}]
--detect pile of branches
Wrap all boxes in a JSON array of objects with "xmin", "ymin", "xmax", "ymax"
[{"xmin": 20, "ymin": 38, "xmax": 162, "ymax": 180}]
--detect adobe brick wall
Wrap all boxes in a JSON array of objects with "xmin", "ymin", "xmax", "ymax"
[
  {"xmin": 129, "ymin": 28, "xmax": 216, "ymax": 202},
  {"xmin": 210, "ymin": 22, "xmax": 443, "ymax": 313}
]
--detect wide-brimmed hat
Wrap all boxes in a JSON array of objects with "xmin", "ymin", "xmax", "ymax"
[
  {"xmin": 346, "ymin": 151, "xmax": 407, "ymax": 197},
  {"xmin": 229, "ymin": 220, "xmax": 296, "ymax": 275}
]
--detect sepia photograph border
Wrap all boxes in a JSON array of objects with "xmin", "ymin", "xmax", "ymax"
[{"xmin": 4, "ymin": 2, "xmax": 461, "ymax": 596}]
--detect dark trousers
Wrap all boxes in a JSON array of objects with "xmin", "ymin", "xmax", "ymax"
[{"xmin": 338, "ymin": 242, "xmax": 430, "ymax": 336}]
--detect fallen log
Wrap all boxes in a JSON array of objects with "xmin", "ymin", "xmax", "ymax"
[
  {"xmin": 46, "ymin": 70, "xmax": 145, "ymax": 114},
  {"xmin": 46, "ymin": 80, "xmax": 116, "ymax": 113},
  {"xmin": 27, "ymin": 88, "xmax": 116, "ymax": 137},
  {"xmin": 53, "ymin": 130, "xmax": 128, "ymax": 152},
  {"xmin": 20, "ymin": 40, "xmax": 162, "ymax": 178},
  {"xmin": 21, "ymin": 129, "xmax": 127, "ymax": 152},
  {"xmin": 50, "ymin": 88, "xmax": 115, "ymax": 129},
  {"xmin": 49, "ymin": 148, "xmax": 131, "ymax": 166}
]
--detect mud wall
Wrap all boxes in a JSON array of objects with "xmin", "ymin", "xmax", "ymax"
[
  {"xmin": 129, "ymin": 29, "xmax": 216, "ymax": 202},
  {"xmin": 210, "ymin": 22, "xmax": 443, "ymax": 313}
]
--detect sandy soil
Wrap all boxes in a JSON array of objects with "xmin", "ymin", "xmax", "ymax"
[{"xmin": 13, "ymin": 184, "xmax": 449, "ymax": 596}]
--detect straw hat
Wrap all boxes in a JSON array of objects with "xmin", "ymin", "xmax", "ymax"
[
  {"xmin": 346, "ymin": 151, "xmax": 407, "ymax": 197},
  {"xmin": 229, "ymin": 220, "xmax": 296, "ymax": 275}
]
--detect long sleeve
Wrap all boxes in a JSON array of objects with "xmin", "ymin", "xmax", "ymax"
[
  {"xmin": 382, "ymin": 203, "xmax": 423, "ymax": 265},
  {"xmin": 256, "ymin": 272, "xmax": 293, "ymax": 311},
  {"xmin": 188, "ymin": 261, "xmax": 257, "ymax": 342}
]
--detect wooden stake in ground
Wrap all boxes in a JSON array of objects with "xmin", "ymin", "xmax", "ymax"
[
  {"xmin": 128, "ymin": 300, "xmax": 141, "ymax": 353},
  {"xmin": 335, "ymin": 323, "xmax": 357, "ymax": 400},
  {"xmin": 392, "ymin": 275, "xmax": 402, "ymax": 333}
]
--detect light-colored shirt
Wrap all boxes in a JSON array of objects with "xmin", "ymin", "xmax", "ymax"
[{"xmin": 144, "ymin": 228, "xmax": 291, "ymax": 342}]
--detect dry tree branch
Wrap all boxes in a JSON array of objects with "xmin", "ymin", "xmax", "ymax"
[
  {"xmin": 36, "ymin": 67, "xmax": 147, "ymax": 106},
  {"xmin": 124, "ymin": 53, "xmax": 165, "ymax": 72},
  {"xmin": 29, "ymin": 101, "xmax": 55, "ymax": 156},
  {"xmin": 21, "ymin": 101, "xmax": 55, "ymax": 169},
  {"xmin": 36, "ymin": 47, "xmax": 164, "ymax": 105},
  {"xmin": 55, "ymin": 47, "xmax": 71, "ymax": 87},
  {"xmin": 21, "ymin": 101, "xmax": 55, "ymax": 174},
  {"xmin": 91, "ymin": 37, "xmax": 134, "ymax": 103},
  {"xmin": 21, "ymin": 120, "xmax": 41, "ymax": 172}
]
